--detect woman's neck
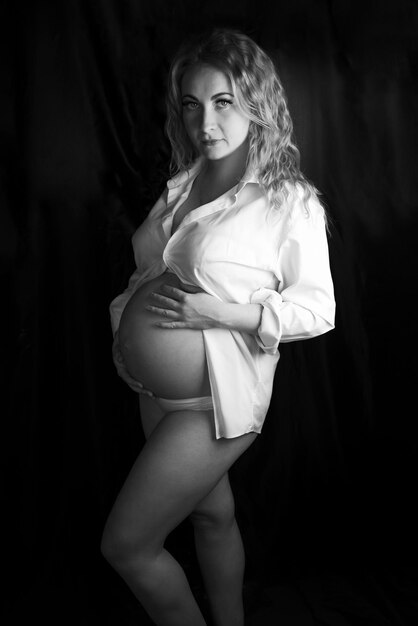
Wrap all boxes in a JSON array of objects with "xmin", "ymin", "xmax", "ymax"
[{"xmin": 201, "ymin": 138, "xmax": 249, "ymax": 191}]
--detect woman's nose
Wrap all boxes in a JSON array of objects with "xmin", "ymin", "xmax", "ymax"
[{"xmin": 200, "ymin": 107, "xmax": 217, "ymax": 132}]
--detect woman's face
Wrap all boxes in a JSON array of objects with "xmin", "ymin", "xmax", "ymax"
[{"xmin": 181, "ymin": 64, "xmax": 250, "ymax": 162}]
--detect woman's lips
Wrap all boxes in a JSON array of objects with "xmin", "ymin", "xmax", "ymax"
[{"xmin": 201, "ymin": 139, "xmax": 222, "ymax": 146}]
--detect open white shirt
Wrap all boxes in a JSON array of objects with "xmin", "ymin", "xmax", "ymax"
[{"xmin": 110, "ymin": 158, "xmax": 336, "ymax": 438}]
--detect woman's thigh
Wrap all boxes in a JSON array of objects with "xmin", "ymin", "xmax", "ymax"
[
  {"xmin": 139, "ymin": 394, "xmax": 166, "ymax": 439},
  {"xmin": 140, "ymin": 396, "xmax": 235, "ymax": 528},
  {"xmin": 103, "ymin": 408, "xmax": 257, "ymax": 553}
]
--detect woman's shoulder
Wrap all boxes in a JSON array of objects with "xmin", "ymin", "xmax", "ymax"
[
  {"xmin": 264, "ymin": 180, "xmax": 328, "ymax": 240},
  {"xmin": 281, "ymin": 180, "xmax": 325, "ymax": 222}
]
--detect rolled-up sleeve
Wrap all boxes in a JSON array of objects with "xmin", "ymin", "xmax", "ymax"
[{"xmin": 250, "ymin": 198, "xmax": 335, "ymax": 355}]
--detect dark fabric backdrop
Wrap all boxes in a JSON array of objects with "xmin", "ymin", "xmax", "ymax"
[{"xmin": 1, "ymin": 0, "xmax": 418, "ymax": 624}]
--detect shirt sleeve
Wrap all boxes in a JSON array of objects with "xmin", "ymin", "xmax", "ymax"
[{"xmin": 250, "ymin": 194, "xmax": 336, "ymax": 355}]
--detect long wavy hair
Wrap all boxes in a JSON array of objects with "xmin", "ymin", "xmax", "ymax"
[{"xmin": 165, "ymin": 28, "xmax": 320, "ymax": 211}]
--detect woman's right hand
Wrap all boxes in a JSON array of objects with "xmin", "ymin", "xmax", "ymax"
[{"xmin": 112, "ymin": 332, "xmax": 154, "ymax": 397}]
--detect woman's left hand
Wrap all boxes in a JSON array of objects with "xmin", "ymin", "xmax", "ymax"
[{"xmin": 146, "ymin": 282, "xmax": 220, "ymax": 330}]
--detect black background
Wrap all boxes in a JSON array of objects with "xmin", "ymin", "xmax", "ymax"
[{"xmin": 1, "ymin": 0, "xmax": 418, "ymax": 624}]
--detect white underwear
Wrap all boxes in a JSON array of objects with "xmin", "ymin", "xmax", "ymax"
[{"xmin": 153, "ymin": 395, "xmax": 213, "ymax": 413}]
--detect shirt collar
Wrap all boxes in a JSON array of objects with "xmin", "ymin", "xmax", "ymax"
[
  {"xmin": 167, "ymin": 157, "xmax": 260, "ymax": 209},
  {"xmin": 240, "ymin": 163, "xmax": 259, "ymax": 185}
]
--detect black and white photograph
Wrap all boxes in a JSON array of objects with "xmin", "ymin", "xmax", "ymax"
[{"xmin": 1, "ymin": 1, "xmax": 417, "ymax": 624}]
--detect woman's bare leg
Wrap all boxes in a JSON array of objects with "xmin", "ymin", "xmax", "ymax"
[
  {"xmin": 101, "ymin": 405, "xmax": 256, "ymax": 626},
  {"xmin": 139, "ymin": 394, "xmax": 166, "ymax": 439},
  {"xmin": 191, "ymin": 474, "xmax": 245, "ymax": 626},
  {"xmin": 140, "ymin": 396, "xmax": 246, "ymax": 625}
]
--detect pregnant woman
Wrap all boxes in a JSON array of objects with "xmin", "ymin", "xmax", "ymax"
[{"xmin": 101, "ymin": 28, "xmax": 336, "ymax": 626}]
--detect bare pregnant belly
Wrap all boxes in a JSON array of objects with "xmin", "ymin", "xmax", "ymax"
[{"xmin": 118, "ymin": 272, "xmax": 211, "ymax": 399}]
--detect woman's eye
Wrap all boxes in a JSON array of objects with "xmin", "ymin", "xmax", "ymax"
[
  {"xmin": 182, "ymin": 101, "xmax": 199, "ymax": 110},
  {"xmin": 216, "ymin": 99, "xmax": 232, "ymax": 109}
]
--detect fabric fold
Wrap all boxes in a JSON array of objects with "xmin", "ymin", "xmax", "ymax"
[{"xmin": 250, "ymin": 288, "xmax": 284, "ymax": 355}]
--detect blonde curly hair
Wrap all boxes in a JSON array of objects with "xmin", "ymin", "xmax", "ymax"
[{"xmin": 165, "ymin": 28, "xmax": 320, "ymax": 212}]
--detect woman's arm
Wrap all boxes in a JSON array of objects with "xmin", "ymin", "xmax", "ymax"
[
  {"xmin": 146, "ymin": 192, "xmax": 335, "ymax": 346},
  {"xmin": 213, "ymin": 301, "xmax": 263, "ymax": 335},
  {"xmin": 249, "ymin": 199, "xmax": 335, "ymax": 354},
  {"xmin": 146, "ymin": 284, "xmax": 262, "ymax": 334}
]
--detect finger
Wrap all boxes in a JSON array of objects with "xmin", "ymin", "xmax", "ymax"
[
  {"xmin": 145, "ymin": 304, "xmax": 178, "ymax": 319},
  {"xmin": 123, "ymin": 373, "xmax": 143, "ymax": 387},
  {"xmin": 118, "ymin": 372, "xmax": 143, "ymax": 390},
  {"xmin": 178, "ymin": 283, "xmax": 203, "ymax": 293},
  {"xmin": 126, "ymin": 379, "xmax": 153, "ymax": 396},
  {"xmin": 154, "ymin": 321, "xmax": 188, "ymax": 329},
  {"xmin": 138, "ymin": 388, "xmax": 155, "ymax": 397},
  {"xmin": 125, "ymin": 377, "xmax": 154, "ymax": 396},
  {"xmin": 114, "ymin": 360, "xmax": 154, "ymax": 396},
  {"xmin": 162, "ymin": 284, "xmax": 204, "ymax": 299},
  {"xmin": 116, "ymin": 365, "xmax": 144, "ymax": 386},
  {"xmin": 150, "ymin": 291, "xmax": 180, "ymax": 307},
  {"xmin": 112, "ymin": 344, "xmax": 124, "ymax": 361},
  {"xmin": 125, "ymin": 376, "xmax": 143, "ymax": 388}
]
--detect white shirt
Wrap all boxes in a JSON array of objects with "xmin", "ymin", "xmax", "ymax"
[{"xmin": 110, "ymin": 158, "xmax": 336, "ymax": 438}]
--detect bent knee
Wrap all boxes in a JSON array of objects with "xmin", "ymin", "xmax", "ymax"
[
  {"xmin": 100, "ymin": 522, "xmax": 154, "ymax": 570},
  {"xmin": 190, "ymin": 498, "xmax": 236, "ymax": 532},
  {"xmin": 101, "ymin": 524, "xmax": 130, "ymax": 567},
  {"xmin": 100, "ymin": 526, "xmax": 165, "ymax": 590}
]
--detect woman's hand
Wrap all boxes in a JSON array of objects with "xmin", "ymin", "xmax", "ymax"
[
  {"xmin": 112, "ymin": 332, "xmax": 154, "ymax": 397},
  {"xmin": 145, "ymin": 282, "xmax": 220, "ymax": 330}
]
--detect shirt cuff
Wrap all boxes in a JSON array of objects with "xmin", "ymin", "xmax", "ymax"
[{"xmin": 250, "ymin": 288, "xmax": 283, "ymax": 355}]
